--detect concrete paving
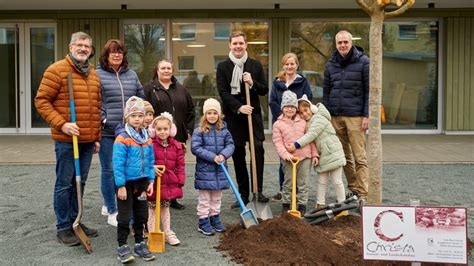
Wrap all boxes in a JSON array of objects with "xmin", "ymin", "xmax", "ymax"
[
  {"xmin": 0, "ymin": 134, "xmax": 472, "ymax": 264},
  {"xmin": 0, "ymin": 134, "xmax": 473, "ymax": 164}
]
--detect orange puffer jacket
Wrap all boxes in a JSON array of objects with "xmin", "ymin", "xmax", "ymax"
[{"xmin": 35, "ymin": 54, "xmax": 101, "ymax": 142}]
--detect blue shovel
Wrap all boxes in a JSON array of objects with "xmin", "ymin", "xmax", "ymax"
[
  {"xmin": 68, "ymin": 73, "xmax": 92, "ymax": 254},
  {"xmin": 219, "ymin": 163, "xmax": 258, "ymax": 228}
]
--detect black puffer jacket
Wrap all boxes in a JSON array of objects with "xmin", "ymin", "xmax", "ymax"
[{"xmin": 323, "ymin": 46, "xmax": 369, "ymax": 117}]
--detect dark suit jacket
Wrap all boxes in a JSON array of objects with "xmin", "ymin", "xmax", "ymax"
[{"xmin": 216, "ymin": 58, "xmax": 268, "ymax": 146}]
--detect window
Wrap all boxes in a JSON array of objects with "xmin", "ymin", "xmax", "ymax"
[
  {"xmin": 291, "ymin": 21, "xmax": 438, "ymax": 130},
  {"xmin": 214, "ymin": 23, "xmax": 229, "ymax": 40},
  {"xmin": 123, "ymin": 22, "xmax": 166, "ymax": 82},
  {"xmin": 399, "ymin": 24, "xmax": 417, "ymax": 40},
  {"xmin": 214, "ymin": 56, "xmax": 228, "ymax": 69},
  {"xmin": 172, "ymin": 21, "xmax": 269, "ymax": 128},
  {"xmin": 179, "ymin": 24, "xmax": 196, "ymax": 40},
  {"xmin": 178, "ymin": 56, "xmax": 194, "ymax": 71}
]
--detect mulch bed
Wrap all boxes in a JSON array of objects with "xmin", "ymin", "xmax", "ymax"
[{"xmin": 217, "ymin": 213, "xmax": 472, "ymax": 265}]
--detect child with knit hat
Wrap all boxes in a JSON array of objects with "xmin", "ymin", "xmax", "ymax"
[
  {"xmin": 147, "ymin": 112, "xmax": 185, "ymax": 246},
  {"xmin": 272, "ymin": 91, "xmax": 319, "ymax": 215},
  {"xmin": 191, "ymin": 98, "xmax": 235, "ymax": 236},
  {"xmin": 289, "ymin": 95, "xmax": 347, "ymax": 209},
  {"xmin": 113, "ymin": 96, "xmax": 155, "ymax": 263}
]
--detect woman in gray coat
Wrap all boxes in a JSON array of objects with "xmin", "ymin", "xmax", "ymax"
[{"xmin": 96, "ymin": 39, "xmax": 145, "ymax": 226}]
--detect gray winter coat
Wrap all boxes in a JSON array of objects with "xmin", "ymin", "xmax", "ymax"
[{"xmin": 296, "ymin": 103, "xmax": 346, "ymax": 173}]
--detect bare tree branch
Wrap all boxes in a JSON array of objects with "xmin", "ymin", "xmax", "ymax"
[
  {"xmin": 385, "ymin": 0, "xmax": 415, "ymax": 18},
  {"xmin": 292, "ymin": 30, "xmax": 328, "ymax": 60},
  {"xmin": 355, "ymin": 0, "xmax": 371, "ymax": 14}
]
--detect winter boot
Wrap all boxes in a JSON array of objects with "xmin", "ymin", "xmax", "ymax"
[
  {"xmin": 198, "ymin": 218, "xmax": 215, "ymax": 236},
  {"xmin": 134, "ymin": 241, "xmax": 155, "ymax": 261},
  {"xmin": 56, "ymin": 229, "xmax": 80, "ymax": 246},
  {"xmin": 209, "ymin": 214, "xmax": 226, "ymax": 232},
  {"xmin": 297, "ymin": 204, "xmax": 306, "ymax": 216},
  {"xmin": 117, "ymin": 244, "xmax": 135, "ymax": 263},
  {"xmin": 281, "ymin": 203, "xmax": 291, "ymax": 214}
]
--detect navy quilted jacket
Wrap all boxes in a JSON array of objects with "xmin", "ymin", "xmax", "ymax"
[
  {"xmin": 269, "ymin": 74, "xmax": 313, "ymax": 124},
  {"xmin": 97, "ymin": 65, "xmax": 145, "ymax": 137},
  {"xmin": 191, "ymin": 123, "xmax": 235, "ymax": 190},
  {"xmin": 323, "ymin": 46, "xmax": 369, "ymax": 117}
]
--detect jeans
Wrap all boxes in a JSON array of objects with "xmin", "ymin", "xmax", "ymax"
[
  {"xmin": 54, "ymin": 141, "xmax": 94, "ymax": 232},
  {"xmin": 99, "ymin": 136, "xmax": 117, "ymax": 214}
]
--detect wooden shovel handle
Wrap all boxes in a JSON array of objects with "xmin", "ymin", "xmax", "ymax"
[{"xmin": 245, "ymin": 83, "xmax": 258, "ymax": 194}]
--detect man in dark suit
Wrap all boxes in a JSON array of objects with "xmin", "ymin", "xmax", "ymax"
[{"xmin": 216, "ymin": 31, "xmax": 269, "ymax": 208}]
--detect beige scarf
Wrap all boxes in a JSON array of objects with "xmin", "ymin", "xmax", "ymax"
[{"xmin": 229, "ymin": 51, "xmax": 248, "ymax": 95}]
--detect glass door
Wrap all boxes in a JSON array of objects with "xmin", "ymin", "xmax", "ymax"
[
  {"xmin": 0, "ymin": 23, "xmax": 56, "ymax": 134},
  {"xmin": 26, "ymin": 23, "xmax": 56, "ymax": 133},
  {"xmin": 0, "ymin": 24, "xmax": 23, "ymax": 133}
]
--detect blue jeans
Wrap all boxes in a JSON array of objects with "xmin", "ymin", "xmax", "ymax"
[
  {"xmin": 54, "ymin": 141, "xmax": 94, "ymax": 232},
  {"xmin": 99, "ymin": 136, "xmax": 117, "ymax": 214}
]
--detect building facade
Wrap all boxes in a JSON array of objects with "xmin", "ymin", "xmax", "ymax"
[{"xmin": 1, "ymin": 1, "xmax": 473, "ymax": 134}]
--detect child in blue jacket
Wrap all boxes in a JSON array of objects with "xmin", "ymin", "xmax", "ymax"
[
  {"xmin": 191, "ymin": 98, "xmax": 235, "ymax": 236},
  {"xmin": 113, "ymin": 96, "xmax": 155, "ymax": 263}
]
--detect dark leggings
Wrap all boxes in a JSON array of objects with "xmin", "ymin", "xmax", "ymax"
[{"xmin": 117, "ymin": 178, "xmax": 148, "ymax": 246}]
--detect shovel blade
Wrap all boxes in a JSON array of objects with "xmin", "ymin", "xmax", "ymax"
[
  {"xmin": 288, "ymin": 210, "xmax": 301, "ymax": 218},
  {"xmin": 246, "ymin": 201, "xmax": 273, "ymax": 220},
  {"xmin": 72, "ymin": 224, "xmax": 92, "ymax": 254},
  {"xmin": 148, "ymin": 232, "xmax": 165, "ymax": 253},
  {"xmin": 240, "ymin": 209, "xmax": 258, "ymax": 228}
]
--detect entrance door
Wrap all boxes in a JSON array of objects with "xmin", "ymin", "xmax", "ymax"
[{"xmin": 0, "ymin": 23, "xmax": 56, "ymax": 134}]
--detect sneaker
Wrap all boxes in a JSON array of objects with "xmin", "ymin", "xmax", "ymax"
[
  {"xmin": 108, "ymin": 211, "xmax": 118, "ymax": 227},
  {"xmin": 101, "ymin": 206, "xmax": 108, "ymax": 216},
  {"xmin": 57, "ymin": 229, "xmax": 80, "ymax": 246},
  {"xmin": 170, "ymin": 199, "xmax": 185, "ymax": 210},
  {"xmin": 165, "ymin": 231, "xmax": 181, "ymax": 246},
  {"xmin": 209, "ymin": 215, "xmax": 226, "ymax": 232},
  {"xmin": 198, "ymin": 218, "xmax": 215, "ymax": 236},
  {"xmin": 117, "ymin": 244, "xmax": 135, "ymax": 263},
  {"xmin": 134, "ymin": 241, "xmax": 155, "ymax": 261},
  {"xmin": 257, "ymin": 193, "xmax": 269, "ymax": 203},
  {"xmin": 79, "ymin": 223, "xmax": 98, "ymax": 237},
  {"xmin": 230, "ymin": 198, "xmax": 248, "ymax": 209},
  {"xmin": 271, "ymin": 192, "xmax": 282, "ymax": 202}
]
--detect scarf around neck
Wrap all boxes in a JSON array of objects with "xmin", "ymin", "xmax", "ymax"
[
  {"xmin": 125, "ymin": 123, "xmax": 149, "ymax": 144},
  {"xmin": 229, "ymin": 51, "xmax": 248, "ymax": 95},
  {"xmin": 69, "ymin": 53, "xmax": 91, "ymax": 76}
]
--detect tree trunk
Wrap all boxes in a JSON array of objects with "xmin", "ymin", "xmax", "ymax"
[{"xmin": 367, "ymin": 10, "xmax": 384, "ymax": 204}]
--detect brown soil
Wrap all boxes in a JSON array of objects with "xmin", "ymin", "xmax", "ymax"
[{"xmin": 217, "ymin": 213, "xmax": 471, "ymax": 265}]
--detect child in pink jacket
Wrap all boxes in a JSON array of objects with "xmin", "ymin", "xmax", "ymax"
[{"xmin": 272, "ymin": 91, "xmax": 318, "ymax": 215}]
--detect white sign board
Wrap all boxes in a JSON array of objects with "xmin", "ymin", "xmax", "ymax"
[{"xmin": 362, "ymin": 206, "xmax": 467, "ymax": 264}]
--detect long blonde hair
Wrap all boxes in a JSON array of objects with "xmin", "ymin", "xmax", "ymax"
[
  {"xmin": 276, "ymin": 52, "xmax": 299, "ymax": 82},
  {"xmin": 199, "ymin": 112, "xmax": 224, "ymax": 133}
]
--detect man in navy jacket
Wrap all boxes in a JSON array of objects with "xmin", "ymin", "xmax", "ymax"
[{"xmin": 323, "ymin": 30, "xmax": 369, "ymax": 203}]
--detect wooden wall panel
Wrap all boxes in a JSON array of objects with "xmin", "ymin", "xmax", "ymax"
[{"xmin": 445, "ymin": 17, "xmax": 474, "ymax": 131}]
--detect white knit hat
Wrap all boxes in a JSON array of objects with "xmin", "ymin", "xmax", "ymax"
[
  {"xmin": 281, "ymin": 90, "xmax": 298, "ymax": 110},
  {"xmin": 203, "ymin": 98, "xmax": 222, "ymax": 115},
  {"xmin": 124, "ymin": 96, "xmax": 145, "ymax": 119}
]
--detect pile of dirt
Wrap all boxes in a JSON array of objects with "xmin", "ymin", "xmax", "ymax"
[{"xmin": 216, "ymin": 213, "xmax": 366, "ymax": 265}]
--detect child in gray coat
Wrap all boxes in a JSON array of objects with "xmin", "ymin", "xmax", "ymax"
[{"xmin": 289, "ymin": 95, "xmax": 346, "ymax": 208}]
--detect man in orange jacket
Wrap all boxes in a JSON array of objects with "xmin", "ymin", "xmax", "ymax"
[{"xmin": 35, "ymin": 31, "xmax": 101, "ymax": 247}]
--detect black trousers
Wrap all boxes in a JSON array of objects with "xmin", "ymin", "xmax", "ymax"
[
  {"xmin": 232, "ymin": 139, "xmax": 265, "ymax": 201},
  {"xmin": 117, "ymin": 178, "xmax": 148, "ymax": 246}
]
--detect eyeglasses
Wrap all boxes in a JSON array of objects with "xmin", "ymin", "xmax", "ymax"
[
  {"xmin": 337, "ymin": 41, "xmax": 350, "ymax": 45},
  {"xmin": 73, "ymin": 43, "xmax": 91, "ymax": 49}
]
